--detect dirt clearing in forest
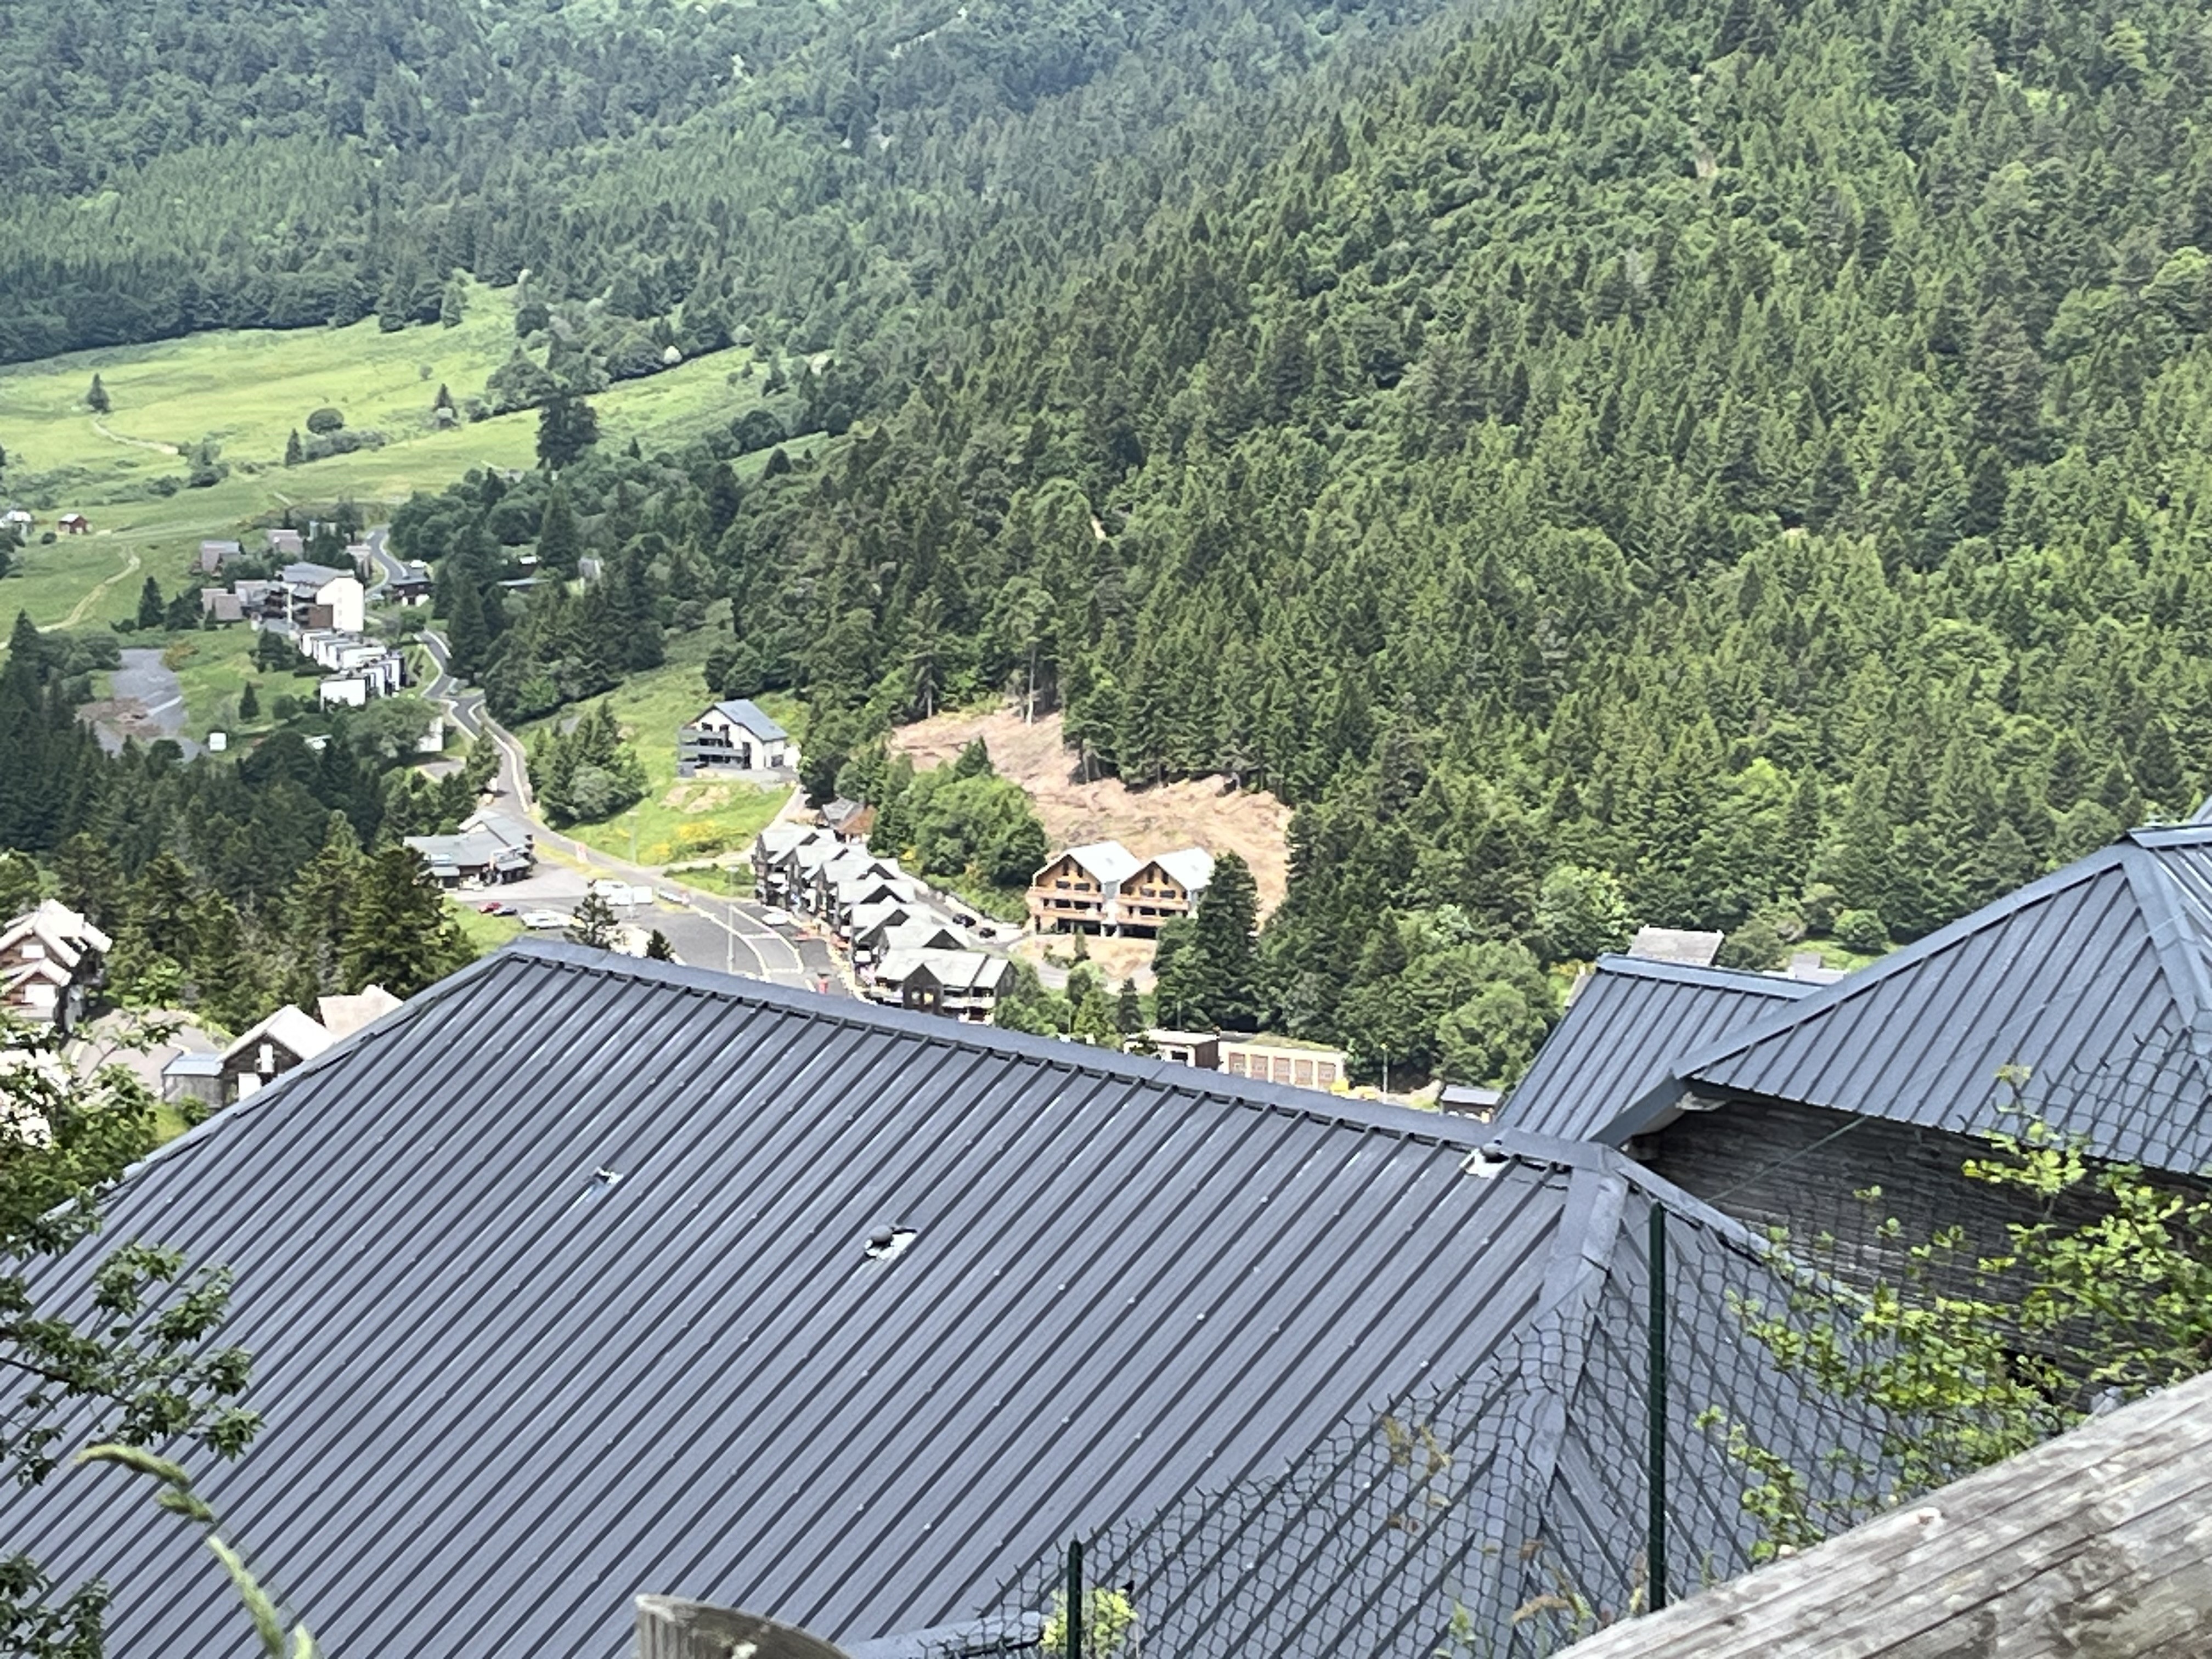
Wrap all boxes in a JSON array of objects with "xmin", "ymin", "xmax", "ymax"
[{"xmin": 890, "ymin": 707, "xmax": 1294, "ymax": 914}]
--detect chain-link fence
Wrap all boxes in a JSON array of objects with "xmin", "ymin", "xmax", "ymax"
[
  {"xmin": 918, "ymin": 1186, "xmax": 1956, "ymax": 1659},
  {"xmin": 917, "ymin": 1045, "xmax": 2212, "ymax": 1659}
]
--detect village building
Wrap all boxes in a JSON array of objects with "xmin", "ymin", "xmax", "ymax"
[
  {"xmin": 1218, "ymin": 1033, "xmax": 1348, "ymax": 1091},
  {"xmin": 1146, "ymin": 1028, "xmax": 1222, "ymax": 1069},
  {"xmin": 217, "ymin": 1005, "xmax": 334, "ymax": 1102},
  {"xmin": 54, "ymin": 512, "xmax": 88, "ymax": 535},
  {"xmin": 868, "ymin": 946, "xmax": 1012, "ymax": 1020},
  {"xmin": 316, "ymin": 984, "xmax": 402, "ymax": 1038},
  {"xmin": 266, "ymin": 527, "xmax": 304, "ymax": 558},
  {"xmin": 159, "ymin": 1051, "xmax": 224, "ymax": 1111},
  {"xmin": 0, "ymin": 901, "xmax": 111, "ymax": 1033},
  {"xmin": 1, "ymin": 508, "xmax": 33, "ymax": 538},
  {"xmin": 1026, "ymin": 840, "xmax": 1141, "ymax": 934},
  {"xmin": 1115, "ymin": 847, "xmax": 1214, "ymax": 935},
  {"xmin": 678, "ymin": 698, "xmax": 795, "ymax": 774},
  {"xmin": 198, "ymin": 539, "xmax": 245, "ymax": 574},
  {"xmin": 199, "ymin": 590, "xmax": 245, "ymax": 624},
  {"xmin": 277, "ymin": 562, "xmax": 365, "ymax": 633},
  {"xmin": 404, "ymin": 811, "xmax": 536, "ymax": 886},
  {"xmin": 386, "ymin": 561, "xmax": 433, "ymax": 605}
]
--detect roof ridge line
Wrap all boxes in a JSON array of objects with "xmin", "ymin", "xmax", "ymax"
[
  {"xmin": 2119, "ymin": 844, "xmax": 2212, "ymax": 1067},
  {"xmin": 1655, "ymin": 841, "xmax": 2136, "ymax": 1085},
  {"xmin": 494, "ymin": 940, "xmax": 1495, "ymax": 1148}
]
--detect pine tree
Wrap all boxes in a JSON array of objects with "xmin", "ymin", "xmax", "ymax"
[
  {"xmin": 567, "ymin": 891, "xmax": 619, "ymax": 949},
  {"xmin": 1190, "ymin": 852, "xmax": 1265, "ymax": 1032},
  {"xmin": 284, "ymin": 428, "xmax": 303, "ymax": 466},
  {"xmin": 86, "ymin": 374, "xmax": 109, "ymax": 415},
  {"xmin": 645, "ymin": 929, "xmax": 675, "ymax": 961},
  {"xmin": 341, "ymin": 847, "xmax": 471, "ymax": 996},
  {"xmin": 238, "ymin": 682, "xmax": 259, "ymax": 721},
  {"xmin": 534, "ymin": 484, "xmax": 580, "ymax": 577},
  {"xmin": 1115, "ymin": 977, "xmax": 1144, "ymax": 1036}
]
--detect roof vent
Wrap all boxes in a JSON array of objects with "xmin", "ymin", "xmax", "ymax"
[
  {"xmin": 865, "ymin": 1225, "xmax": 918, "ymax": 1264},
  {"xmin": 1459, "ymin": 1150, "xmax": 1509, "ymax": 1181}
]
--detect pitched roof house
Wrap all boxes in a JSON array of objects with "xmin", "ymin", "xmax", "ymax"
[
  {"xmin": 1116, "ymin": 848, "xmax": 1214, "ymax": 935},
  {"xmin": 1028, "ymin": 841, "xmax": 1141, "ymax": 933},
  {"xmin": 1497, "ymin": 824, "xmax": 2212, "ymax": 1292},
  {"xmin": 216, "ymin": 1003, "xmax": 333, "ymax": 1101},
  {"xmin": 0, "ymin": 900, "xmax": 112, "ymax": 1032},
  {"xmin": 1493, "ymin": 955, "xmax": 1818, "ymax": 1142},
  {"xmin": 680, "ymin": 698, "xmax": 795, "ymax": 773},
  {"xmin": 404, "ymin": 810, "xmax": 535, "ymax": 885},
  {"xmin": 0, "ymin": 945, "xmax": 1885, "ymax": 1659}
]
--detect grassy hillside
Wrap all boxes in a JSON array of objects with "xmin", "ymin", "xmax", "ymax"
[{"xmin": 0, "ymin": 291, "xmax": 759, "ymax": 627}]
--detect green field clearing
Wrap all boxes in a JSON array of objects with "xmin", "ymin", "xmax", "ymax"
[
  {"xmin": 449, "ymin": 900, "xmax": 526, "ymax": 956},
  {"xmin": 522, "ymin": 638, "xmax": 804, "ymax": 869},
  {"xmin": 0, "ymin": 288, "xmax": 763, "ymax": 630}
]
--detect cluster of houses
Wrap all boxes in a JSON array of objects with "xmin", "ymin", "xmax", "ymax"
[
  {"xmin": 197, "ymin": 531, "xmax": 416, "ymax": 709},
  {"xmin": 750, "ymin": 822, "xmax": 1009, "ymax": 1018},
  {"xmin": 24, "ymin": 794, "xmax": 2212, "ymax": 1657},
  {"xmin": 0, "ymin": 893, "xmax": 404, "ymax": 1111},
  {"xmin": 1025, "ymin": 838, "xmax": 1214, "ymax": 935},
  {"xmin": 403, "ymin": 810, "xmax": 538, "ymax": 887}
]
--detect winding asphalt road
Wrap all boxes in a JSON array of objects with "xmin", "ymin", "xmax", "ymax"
[{"xmin": 371, "ymin": 529, "xmax": 838, "ymax": 991}]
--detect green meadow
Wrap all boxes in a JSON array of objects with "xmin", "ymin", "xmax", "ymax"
[
  {"xmin": 518, "ymin": 625, "xmax": 804, "ymax": 871},
  {"xmin": 0, "ymin": 283, "xmax": 759, "ymax": 629}
]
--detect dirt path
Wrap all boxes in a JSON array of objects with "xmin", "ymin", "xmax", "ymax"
[
  {"xmin": 60, "ymin": 549, "xmax": 140, "ymax": 627},
  {"xmin": 91, "ymin": 418, "xmax": 179, "ymax": 457}
]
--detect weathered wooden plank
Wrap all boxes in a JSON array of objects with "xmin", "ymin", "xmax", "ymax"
[{"xmin": 1567, "ymin": 1367, "xmax": 2212, "ymax": 1657}]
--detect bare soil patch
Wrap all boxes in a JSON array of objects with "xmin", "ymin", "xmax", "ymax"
[{"xmin": 891, "ymin": 706, "xmax": 1294, "ymax": 915}]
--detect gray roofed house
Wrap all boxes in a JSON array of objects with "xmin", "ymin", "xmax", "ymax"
[
  {"xmin": 681, "ymin": 698, "xmax": 795, "ymax": 774},
  {"xmin": 403, "ymin": 810, "xmax": 535, "ymax": 885},
  {"xmin": 0, "ymin": 945, "xmax": 1892, "ymax": 1659},
  {"xmin": 1627, "ymin": 926, "xmax": 1725, "ymax": 967},
  {"xmin": 1492, "ymin": 955, "xmax": 1819, "ymax": 1142},
  {"xmin": 1555, "ymin": 825, "xmax": 2212, "ymax": 1291}
]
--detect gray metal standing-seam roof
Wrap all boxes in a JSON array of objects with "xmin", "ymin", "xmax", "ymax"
[
  {"xmin": 1492, "ymin": 957, "xmax": 1819, "ymax": 1142},
  {"xmin": 712, "ymin": 697, "xmax": 789, "ymax": 741},
  {"xmin": 1603, "ymin": 826, "xmax": 2212, "ymax": 1170},
  {"xmin": 0, "ymin": 943, "xmax": 1839, "ymax": 1659},
  {"xmin": 901, "ymin": 1131, "xmax": 1901, "ymax": 1659}
]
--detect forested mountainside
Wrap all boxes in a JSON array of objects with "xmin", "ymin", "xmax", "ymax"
[
  {"xmin": 0, "ymin": 0, "xmax": 1447, "ymax": 362},
  {"xmin": 395, "ymin": 0, "xmax": 2212, "ymax": 1080}
]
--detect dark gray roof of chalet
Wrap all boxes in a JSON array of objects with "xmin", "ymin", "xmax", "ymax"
[
  {"xmin": 1, "ymin": 944, "xmax": 1851, "ymax": 1659},
  {"xmin": 1601, "ymin": 825, "xmax": 2212, "ymax": 1170},
  {"xmin": 1492, "ymin": 956, "xmax": 1819, "ymax": 1141},
  {"xmin": 894, "ymin": 1131, "xmax": 1895, "ymax": 1659}
]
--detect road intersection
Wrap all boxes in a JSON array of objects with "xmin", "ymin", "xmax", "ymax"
[{"xmin": 371, "ymin": 529, "xmax": 838, "ymax": 992}]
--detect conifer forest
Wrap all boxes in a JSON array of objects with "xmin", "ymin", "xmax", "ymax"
[{"xmin": 7, "ymin": 0, "xmax": 2212, "ymax": 1080}]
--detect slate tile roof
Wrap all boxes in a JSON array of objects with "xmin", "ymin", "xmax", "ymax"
[
  {"xmin": 2, "ymin": 944, "xmax": 1853, "ymax": 1659},
  {"xmin": 1493, "ymin": 956, "xmax": 1818, "ymax": 1142}
]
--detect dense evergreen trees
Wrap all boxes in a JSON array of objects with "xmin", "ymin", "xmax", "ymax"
[
  {"xmin": 684, "ymin": 0, "xmax": 2212, "ymax": 1079},
  {"xmin": 0, "ymin": 614, "xmax": 481, "ymax": 1033}
]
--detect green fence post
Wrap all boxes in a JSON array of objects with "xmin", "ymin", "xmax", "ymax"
[
  {"xmin": 1648, "ymin": 1202, "xmax": 1668, "ymax": 1613},
  {"xmin": 1065, "ymin": 1537, "xmax": 1085, "ymax": 1659}
]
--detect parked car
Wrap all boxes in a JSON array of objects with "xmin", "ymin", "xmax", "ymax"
[
  {"xmin": 477, "ymin": 901, "xmax": 516, "ymax": 916},
  {"xmin": 520, "ymin": 910, "xmax": 569, "ymax": 930},
  {"xmin": 755, "ymin": 907, "xmax": 793, "ymax": 927}
]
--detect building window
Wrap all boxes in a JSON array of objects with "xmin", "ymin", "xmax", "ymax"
[
  {"xmin": 1316, "ymin": 1063, "xmax": 1336, "ymax": 1086},
  {"xmin": 1294, "ymin": 1059, "xmax": 1314, "ymax": 1086},
  {"xmin": 1274, "ymin": 1058, "xmax": 1294, "ymax": 1084},
  {"xmin": 1227, "ymin": 1055, "xmax": 1246, "ymax": 1076}
]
